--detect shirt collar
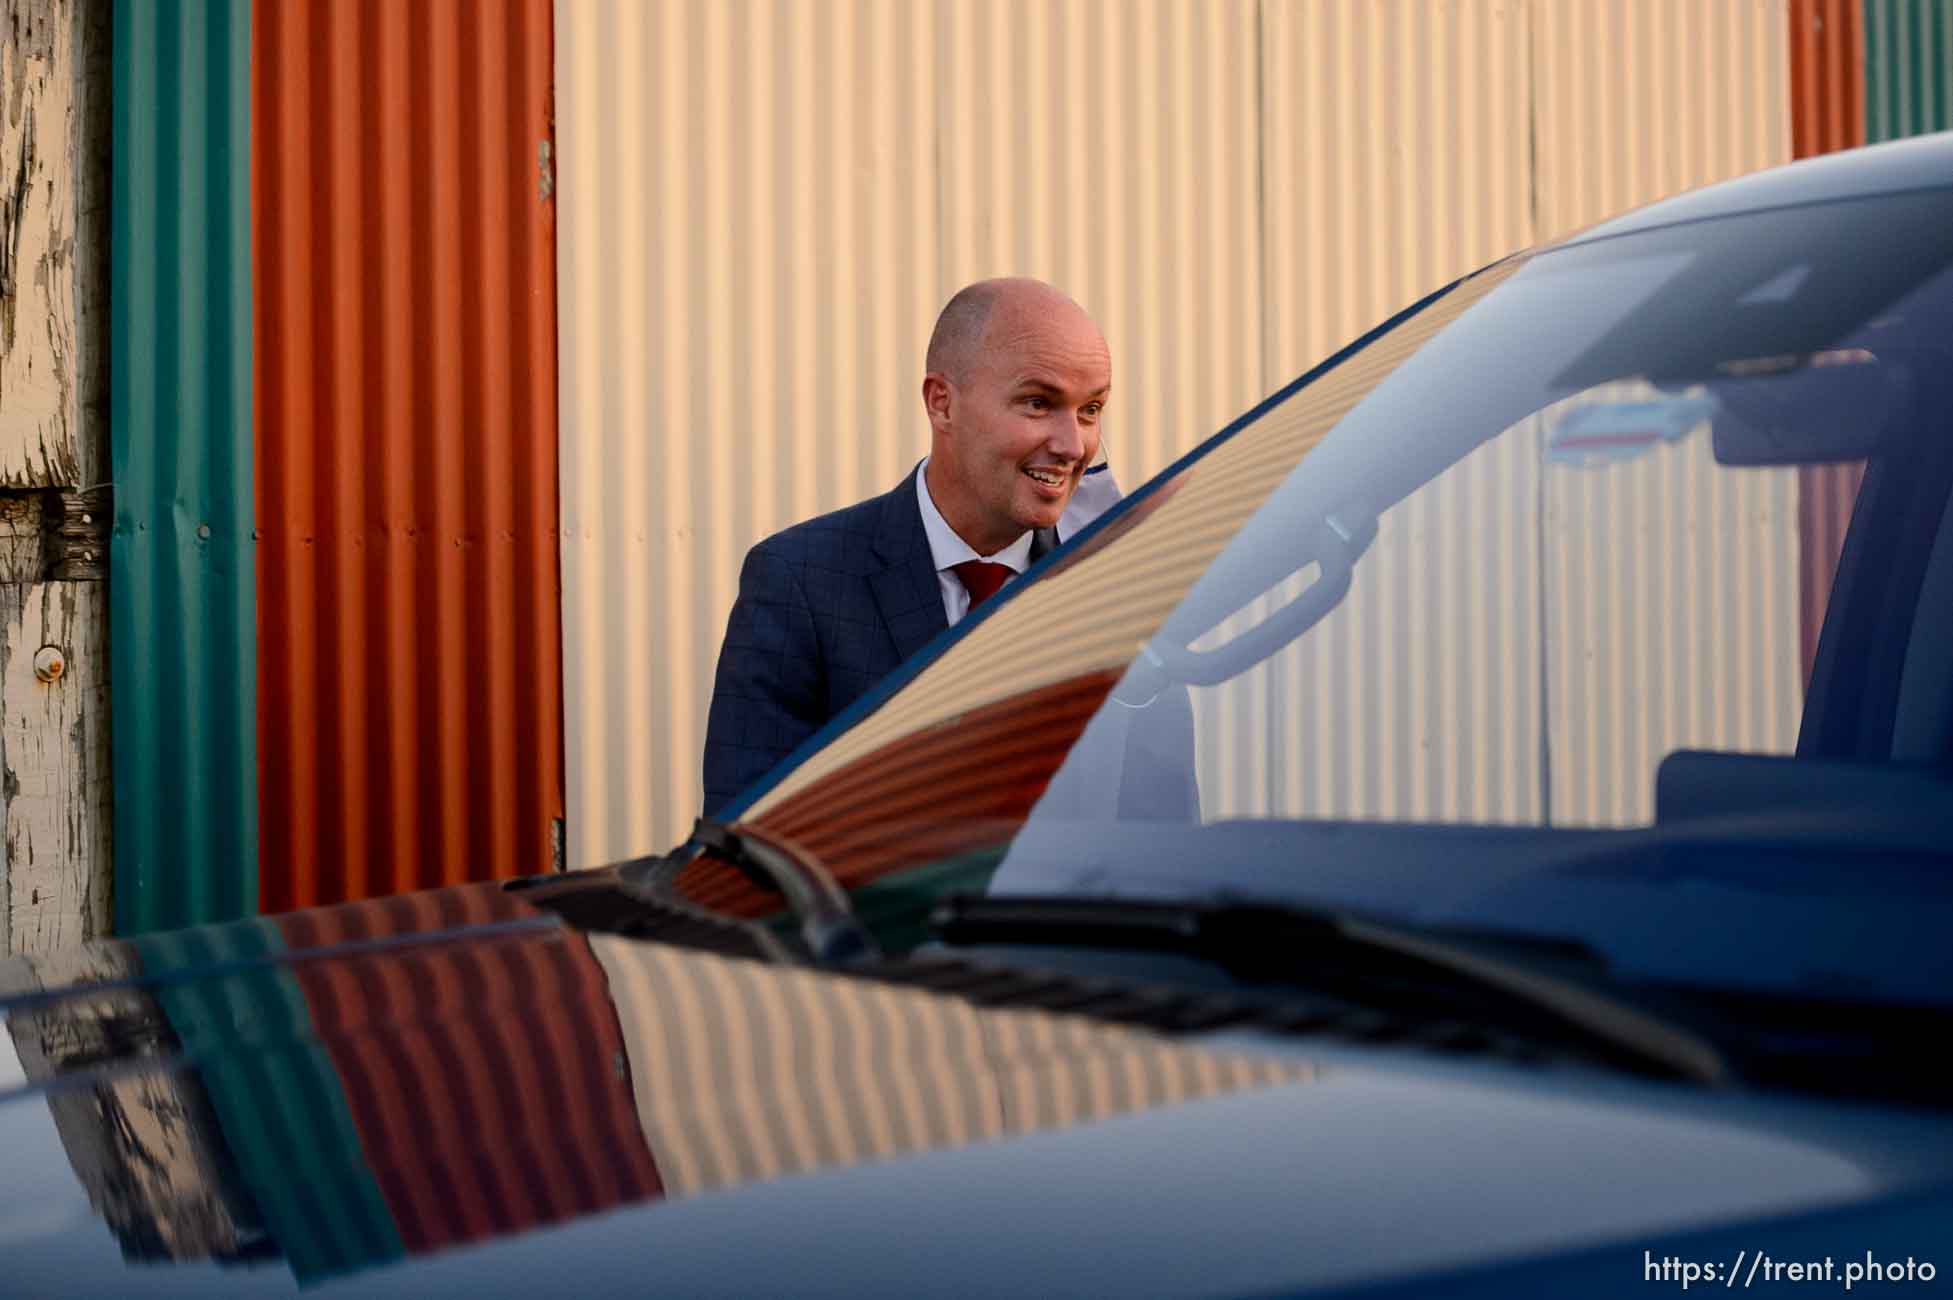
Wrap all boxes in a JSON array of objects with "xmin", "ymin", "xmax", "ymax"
[{"xmin": 915, "ymin": 459, "xmax": 1034, "ymax": 574}]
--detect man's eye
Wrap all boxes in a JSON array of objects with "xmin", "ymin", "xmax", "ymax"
[
  {"xmin": 1023, "ymin": 396, "xmax": 1050, "ymax": 411},
  {"xmin": 1081, "ymin": 403, "xmax": 1103, "ymax": 420}
]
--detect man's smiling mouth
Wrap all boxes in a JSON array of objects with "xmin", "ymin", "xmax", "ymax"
[{"xmin": 1023, "ymin": 467, "xmax": 1068, "ymax": 487}]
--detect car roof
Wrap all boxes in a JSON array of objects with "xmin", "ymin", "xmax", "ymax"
[{"xmin": 1558, "ymin": 130, "xmax": 1953, "ymax": 249}]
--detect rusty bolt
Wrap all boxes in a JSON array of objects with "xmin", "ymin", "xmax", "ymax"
[{"xmin": 33, "ymin": 646, "xmax": 65, "ymax": 683}]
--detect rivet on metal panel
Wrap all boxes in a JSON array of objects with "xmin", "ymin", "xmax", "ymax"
[
  {"xmin": 196, "ymin": 523, "xmax": 212, "ymax": 540},
  {"xmin": 33, "ymin": 646, "xmax": 66, "ymax": 683}
]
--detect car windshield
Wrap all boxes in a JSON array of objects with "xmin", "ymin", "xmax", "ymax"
[{"xmin": 696, "ymin": 180, "xmax": 1953, "ymax": 1005}]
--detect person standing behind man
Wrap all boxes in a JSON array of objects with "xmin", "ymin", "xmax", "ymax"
[{"xmin": 701, "ymin": 277, "xmax": 1114, "ymax": 815}]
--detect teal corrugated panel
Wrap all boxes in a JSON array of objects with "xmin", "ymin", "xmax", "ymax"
[
  {"xmin": 1866, "ymin": 0, "xmax": 1953, "ymax": 139},
  {"xmin": 111, "ymin": 0, "xmax": 257, "ymax": 932},
  {"xmin": 134, "ymin": 922, "xmax": 406, "ymax": 1282}
]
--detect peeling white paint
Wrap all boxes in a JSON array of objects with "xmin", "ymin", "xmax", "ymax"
[
  {"xmin": 0, "ymin": 578, "xmax": 109, "ymax": 954},
  {"xmin": 0, "ymin": 0, "xmax": 110, "ymax": 955},
  {"xmin": 0, "ymin": 0, "xmax": 96, "ymax": 490}
]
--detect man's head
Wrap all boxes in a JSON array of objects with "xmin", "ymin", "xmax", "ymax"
[{"xmin": 922, "ymin": 278, "xmax": 1111, "ymax": 555}]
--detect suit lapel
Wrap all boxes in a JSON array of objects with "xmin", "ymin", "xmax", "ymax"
[{"xmin": 869, "ymin": 469, "xmax": 949, "ymax": 663}]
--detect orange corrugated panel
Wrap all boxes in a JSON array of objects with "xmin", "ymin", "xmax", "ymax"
[
  {"xmin": 277, "ymin": 889, "xmax": 663, "ymax": 1250},
  {"xmin": 254, "ymin": 0, "xmax": 563, "ymax": 910},
  {"xmin": 1789, "ymin": 0, "xmax": 1866, "ymax": 159},
  {"xmin": 1787, "ymin": 0, "xmax": 1866, "ymax": 685}
]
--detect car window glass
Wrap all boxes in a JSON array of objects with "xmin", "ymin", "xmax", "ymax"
[
  {"xmin": 1893, "ymin": 488, "xmax": 1953, "ymax": 762},
  {"xmin": 1018, "ymin": 192, "xmax": 1951, "ymax": 847}
]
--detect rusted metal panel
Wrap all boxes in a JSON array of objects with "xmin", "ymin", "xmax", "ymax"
[
  {"xmin": 253, "ymin": 0, "xmax": 564, "ymax": 910},
  {"xmin": 1, "ymin": 0, "xmax": 112, "ymax": 954},
  {"xmin": 1790, "ymin": 0, "xmax": 1867, "ymax": 160}
]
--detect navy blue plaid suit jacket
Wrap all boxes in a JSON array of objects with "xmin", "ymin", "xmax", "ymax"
[{"xmin": 702, "ymin": 466, "xmax": 1053, "ymax": 816}]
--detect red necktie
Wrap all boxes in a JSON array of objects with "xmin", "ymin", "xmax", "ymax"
[{"xmin": 951, "ymin": 560, "xmax": 1014, "ymax": 611}]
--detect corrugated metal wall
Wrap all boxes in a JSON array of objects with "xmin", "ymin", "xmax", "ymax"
[
  {"xmin": 1219, "ymin": 2, "xmax": 1795, "ymax": 828},
  {"xmin": 1540, "ymin": 402, "xmax": 1803, "ymax": 826},
  {"xmin": 1163, "ymin": 0, "xmax": 1795, "ymax": 831},
  {"xmin": 1790, "ymin": 0, "xmax": 1869, "ymax": 683},
  {"xmin": 1533, "ymin": 0, "xmax": 1791, "ymax": 241},
  {"xmin": 555, "ymin": 0, "xmax": 1264, "ymax": 866},
  {"xmin": 559, "ymin": 0, "xmax": 1801, "ymax": 859},
  {"xmin": 1532, "ymin": 1, "xmax": 1794, "ymax": 813},
  {"xmin": 1867, "ymin": 0, "xmax": 1952, "ymax": 139},
  {"xmin": 1793, "ymin": 1, "xmax": 1953, "ymax": 690},
  {"xmin": 1791, "ymin": 0, "xmax": 1867, "ymax": 155},
  {"xmin": 111, "ymin": 0, "xmax": 259, "ymax": 931},
  {"xmin": 253, "ymin": 0, "xmax": 564, "ymax": 911},
  {"xmin": 1215, "ymin": 0, "xmax": 1538, "ymax": 826}
]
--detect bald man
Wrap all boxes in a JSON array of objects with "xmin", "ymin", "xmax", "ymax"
[{"xmin": 702, "ymin": 278, "xmax": 1116, "ymax": 816}]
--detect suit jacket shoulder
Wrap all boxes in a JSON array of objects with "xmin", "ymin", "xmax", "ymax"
[{"xmin": 702, "ymin": 469, "xmax": 939, "ymax": 815}]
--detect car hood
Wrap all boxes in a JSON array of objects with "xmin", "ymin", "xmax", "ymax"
[{"xmin": 4, "ymin": 880, "xmax": 1952, "ymax": 1298}]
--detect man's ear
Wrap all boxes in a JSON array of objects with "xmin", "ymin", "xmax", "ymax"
[{"xmin": 922, "ymin": 373, "xmax": 954, "ymax": 430}]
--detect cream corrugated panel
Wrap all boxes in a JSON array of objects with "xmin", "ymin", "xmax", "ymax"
[
  {"xmin": 1192, "ymin": 421, "xmax": 1548, "ymax": 825},
  {"xmin": 559, "ymin": 0, "xmax": 1260, "ymax": 864},
  {"xmin": 1260, "ymin": 0, "xmax": 1534, "ymax": 380},
  {"xmin": 1530, "ymin": 0, "xmax": 1796, "ymax": 825},
  {"xmin": 558, "ymin": 0, "xmax": 942, "ymax": 865},
  {"xmin": 589, "ymin": 937, "xmax": 1314, "ymax": 1197},
  {"xmin": 1209, "ymin": 0, "xmax": 1538, "ymax": 825},
  {"xmin": 1532, "ymin": 0, "xmax": 1792, "ymax": 241},
  {"xmin": 934, "ymin": 0, "xmax": 1265, "ymax": 487},
  {"xmin": 1542, "ymin": 393, "xmax": 1802, "ymax": 827},
  {"xmin": 1191, "ymin": 0, "xmax": 1797, "ymax": 828},
  {"xmin": 560, "ymin": 0, "xmax": 1798, "ymax": 863}
]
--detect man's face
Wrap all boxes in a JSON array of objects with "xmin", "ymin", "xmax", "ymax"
[{"xmin": 928, "ymin": 300, "xmax": 1111, "ymax": 555}]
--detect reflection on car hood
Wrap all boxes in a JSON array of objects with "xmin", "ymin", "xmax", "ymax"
[{"xmin": 4, "ymin": 882, "xmax": 1952, "ymax": 1298}]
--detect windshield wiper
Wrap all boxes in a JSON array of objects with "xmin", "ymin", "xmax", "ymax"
[
  {"xmin": 929, "ymin": 895, "xmax": 1727, "ymax": 1084},
  {"xmin": 619, "ymin": 818, "xmax": 880, "ymax": 967}
]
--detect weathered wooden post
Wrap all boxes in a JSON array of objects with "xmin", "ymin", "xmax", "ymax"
[{"xmin": 0, "ymin": 0, "xmax": 113, "ymax": 955}]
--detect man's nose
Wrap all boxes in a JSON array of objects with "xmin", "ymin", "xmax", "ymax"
[{"xmin": 1047, "ymin": 412, "xmax": 1086, "ymax": 461}]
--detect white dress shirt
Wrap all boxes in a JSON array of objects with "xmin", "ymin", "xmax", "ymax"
[{"xmin": 914, "ymin": 460, "xmax": 1036, "ymax": 625}]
